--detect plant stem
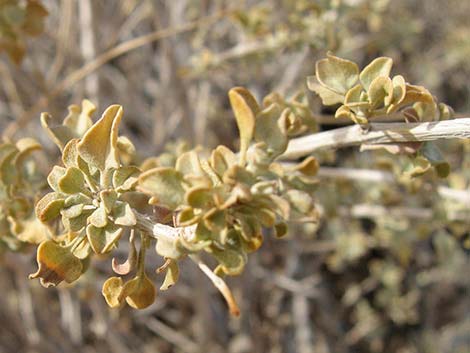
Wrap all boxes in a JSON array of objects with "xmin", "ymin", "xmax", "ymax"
[
  {"xmin": 133, "ymin": 210, "xmax": 240, "ymax": 316},
  {"xmin": 281, "ymin": 118, "xmax": 470, "ymax": 159}
]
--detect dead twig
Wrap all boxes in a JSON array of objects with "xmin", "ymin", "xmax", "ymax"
[{"xmin": 282, "ymin": 118, "xmax": 470, "ymax": 159}]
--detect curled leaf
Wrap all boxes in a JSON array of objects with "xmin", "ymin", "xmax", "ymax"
[
  {"xmin": 160, "ymin": 260, "xmax": 179, "ymax": 290},
  {"xmin": 35, "ymin": 192, "xmax": 64, "ymax": 222},
  {"xmin": 228, "ymin": 87, "xmax": 260, "ymax": 164},
  {"xmin": 102, "ymin": 277, "xmax": 125, "ymax": 308},
  {"xmin": 77, "ymin": 105, "xmax": 123, "ymax": 171},
  {"xmin": 359, "ymin": 57, "xmax": 393, "ymax": 90},
  {"xmin": 29, "ymin": 240, "xmax": 83, "ymax": 287},
  {"xmin": 124, "ymin": 275, "xmax": 157, "ymax": 309}
]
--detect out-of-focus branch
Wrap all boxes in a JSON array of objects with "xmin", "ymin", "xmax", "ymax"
[
  {"xmin": 4, "ymin": 9, "xmax": 233, "ymax": 138},
  {"xmin": 282, "ymin": 118, "xmax": 470, "ymax": 159},
  {"xmin": 316, "ymin": 167, "xmax": 470, "ymax": 205}
]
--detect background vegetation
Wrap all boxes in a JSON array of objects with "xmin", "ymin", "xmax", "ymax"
[{"xmin": 0, "ymin": 1, "xmax": 468, "ymax": 353}]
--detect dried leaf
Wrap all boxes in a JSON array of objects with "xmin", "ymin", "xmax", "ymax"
[
  {"xmin": 160, "ymin": 260, "xmax": 179, "ymax": 290},
  {"xmin": 29, "ymin": 240, "xmax": 83, "ymax": 287},
  {"xmin": 102, "ymin": 277, "xmax": 125, "ymax": 308},
  {"xmin": 124, "ymin": 275, "xmax": 157, "ymax": 309}
]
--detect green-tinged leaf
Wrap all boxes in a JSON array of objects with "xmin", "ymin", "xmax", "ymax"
[
  {"xmin": 0, "ymin": 152, "xmax": 18, "ymax": 184},
  {"xmin": 89, "ymin": 204, "xmax": 108, "ymax": 228},
  {"xmin": 112, "ymin": 201, "xmax": 136, "ymax": 226},
  {"xmin": 235, "ymin": 214, "xmax": 261, "ymax": 242},
  {"xmin": 315, "ymin": 53, "xmax": 359, "ymax": 94},
  {"xmin": 63, "ymin": 100, "xmax": 95, "ymax": 137},
  {"xmin": 14, "ymin": 137, "xmax": 41, "ymax": 167},
  {"xmin": 220, "ymin": 184, "xmax": 252, "ymax": 209},
  {"xmin": 117, "ymin": 135, "xmax": 136, "ymax": 165},
  {"xmin": 71, "ymin": 236, "xmax": 91, "ymax": 259},
  {"xmin": 368, "ymin": 76, "xmax": 393, "ymax": 109},
  {"xmin": 360, "ymin": 57, "xmax": 393, "ymax": 90},
  {"xmin": 64, "ymin": 194, "xmax": 92, "ymax": 208},
  {"xmin": 155, "ymin": 237, "xmax": 184, "ymax": 259},
  {"xmin": 176, "ymin": 207, "xmax": 198, "ymax": 226},
  {"xmin": 112, "ymin": 166, "xmax": 140, "ymax": 191},
  {"xmin": 204, "ymin": 208, "xmax": 226, "ymax": 232},
  {"xmin": 138, "ymin": 167, "xmax": 185, "ymax": 210},
  {"xmin": 254, "ymin": 103, "xmax": 287, "ymax": 158},
  {"xmin": 175, "ymin": 150, "xmax": 204, "ymax": 176},
  {"xmin": 29, "ymin": 240, "xmax": 83, "ymax": 287},
  {"xmin": 223, "ymin": 165, "xmax": 256, "ymax": 186},
  {"xmin": 61, "ymin": 138, "xmax": 80, "ymax": 166},
  {"xmin": 210, "ymin": 145, "xmax": 237, "ymax": 177},
  {"xmin": 211, "ymin": 246, "xmax": 247, "ymax": 276},
  {"xmin": 58, "ymin": 167, "xmax": 87, "ymax": 194},
  {"xmin": 100, "ymin": 190, "xmax": 117, "ymax": 213},
  {"xmin": 186, "ymin": 186, "xmax": 214, "ymax": 209},
  {"xmin": 36, "ymin": 192, "xmax": 64, "ymax": 222},
  {"xmin": 40, "ymin": 112, "xmax": 75, "ymax": 150},
  {"xmin": 160, "ymin": 260, "xmax": 179, "ymax": 290},
  {"xmin": 60, "ymin": 203, "xmax": 84, "ymax": 219},
  {"xmin": 228, "ymin": 87, "xmax": 260, "ymax": 164},
  {"xmin": 77, "ymin": 105, "xmax": 123, "ymax": 171},
  {"xmin": 86, "ymin": 224, "xmax": 123, "ymax": 254},
  {"xmin": 47, "ymin": 166, "xmax": 66, "ymax": 191},
  {"xmin": 307, "ymin": 76, "xmax": 344, "ymax": 105}
]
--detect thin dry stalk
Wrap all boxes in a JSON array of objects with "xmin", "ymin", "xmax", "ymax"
[
  {"xmin": 4, "ymin": 9, "xmax": 233, "ymax": 138},
  {"xmin": 282, "ymin": 118, "xmax": 470, "ymax": 159}
]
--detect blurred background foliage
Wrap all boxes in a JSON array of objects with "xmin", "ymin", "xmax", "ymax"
[{"xmin": 0, "ymin": 1, "xmax": 468, "ymax": 353}]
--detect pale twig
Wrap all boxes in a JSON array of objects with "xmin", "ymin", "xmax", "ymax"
[
  {"xmin": 316, "ymin": 167, "xmax": 470, "ymax": 205},
  {"xmin": 0, "ymin": 61, "xmax": 25, "ymax": 119},
  {"xmin": 189, "ymin": 254, "xmax": 241, "ymax": 317},
  {"xmin": 79, "ymin": 0, "xmax": 99, "ymax": 104},
  {"xmin": 4, "ymin": 9, "xmax": 232, "ymax": 138},
  {"xmin": 47, "ymin": 0, "xmax": 73, "ymax": 84},
  {"xmin": 282, "ymin": 118, "xmax": 470, "ymax": 159},
  {"xmin": 134, "ymin": 212, "xmax": 240, "ymax": 316},
  {"xmin": 293, "ymin": 294, "xmax": 314, "ymax": 353}
]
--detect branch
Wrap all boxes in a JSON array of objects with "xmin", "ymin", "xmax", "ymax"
[
  {"xmin": 316, "ymin": 167, "xmax": 470, "ymax": 205},
  {"xmin": 134, "ymin": 212, "xmax": 240, "ymax": 316},
  {"xmin": 281, "ymin": 118, "xmax": 470, "ymax": 159}
]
